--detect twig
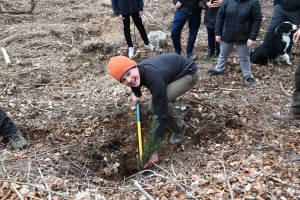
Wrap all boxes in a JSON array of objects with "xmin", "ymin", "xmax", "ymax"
[
  {"xmin": 38, "ymin": 168, "xmax": 52, "ymax": 200},
  {"xmin": 279, "ymin": 82, "xmax": 292, "ymax": 97},
  {"xmin": 270, "ymin": 177, "xmax": 300, "ymax": 189},
  {"xmin": 0, "ymin": 47, "xmax": 11, "ymax": 66},
  {"xmin": 2, "ymin": 160, "xmax": 24, "ymax": 200},
  {"xmin": 212, "ymin": 157, "xmax": 234, "ymax": 200},
  {"xmin": 0, "ymin": 179, "xmax": 73, "ymax": 198},
  {"xmin": 133, "ymin": 181, "xmax": 154, "ymax": 200}
]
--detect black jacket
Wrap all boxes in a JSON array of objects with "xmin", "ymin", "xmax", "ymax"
[
  {"xmin": 215, "ymin": 0, "xmax": 262, "ymax": 43},
  {"xmin": 172, "ymin": 0, "xmax": 203, "ymax": 14},
  {"xmin": 204, "ymin": 0, "xmax": 220, "ymax": 28},
  {"xmin": 111, "ymin": 0, "xmax": 144, "ymax": 16},
  {"xmin": 131, "ymin": 53, "xmax": 197, "ymax": 141},
  {"xmin": 274, "ymin": 0, "xmax": 300, "ymax": 10}
]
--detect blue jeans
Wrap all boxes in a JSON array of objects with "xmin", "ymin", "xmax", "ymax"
[
  {"xmin": 171, "ymin": 10, "xmax": 201, "ymax": 55},
  {"xmin": 0, "ymin": 108, "xmax": 18, "ymax": 137},
  {"xmin": 207, "ymin": 27, "xmax": 220, "ymax": 53}
]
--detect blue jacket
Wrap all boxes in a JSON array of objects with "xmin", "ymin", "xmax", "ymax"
[
  {"xmin": 204, "ymin": 0, "xmax": 220, "ymax": 28},
  {"xmin": 215, "ymin": 0, "xmax": 262, "ymax": 43},
  {"xmin": 274, "ymin": 0, "xmax": 300, "ymax": 10},
  {"xmin": 172, "ymin": 0, "xmax": 203, "ymax": 14},
  {"xmin": 131, "ymin": 53, "xmax": 197, "ymax": 141},
  {"xmin": 111, "ymin": 0, "xmax": 144, "ymax": 16}
]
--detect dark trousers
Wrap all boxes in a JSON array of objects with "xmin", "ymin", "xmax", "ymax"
[
  {"xmin": 122, "ymin": 12, "xmax": 150, "ymax": 47},
  {"xmin": 264, "ymin": 5, "xmax": 300, "ymax": 43},
  {"xmin": 207, "ymin": 27, "xmax": 220, "ymax": 53},
  {"xmin": 171, "ymin": 10, "xmax": 201, "ymax": 55},
  {"xmin": 0, "ymin": 108, "xmax": 18, "ymax": 137},
  {"xmin": 291, "ymin": 59, "xmax": 300, "ymax": 115}
]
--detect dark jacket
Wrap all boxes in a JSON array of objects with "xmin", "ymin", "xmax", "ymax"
[
  {"xmin": 215, "ymin": 0, "xmax": 262, "ymax": 44},
  {"xmin": 131, "ymin": 53, "xmax": 197, "ymax": 141},
  {"xmin": 111, "ymin": 0, "xmax": 144, "ymax": 16},
  {"xmin": 274, "ymin": 0, "xmax": 300, "ymax": 10},
  {"xmin": 172, "ymin": 0, "xmax": 203, "ymax": 14},
  {"xmin": 204, "ymin": 0, "xmax": 220, "ymax": 28}
]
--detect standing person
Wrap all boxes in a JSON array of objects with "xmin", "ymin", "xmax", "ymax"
[
  {"xmin": 203, "ymin": 0, "xmax": 223, "ymax": 61},
  {"xmin": 290, "ymin": 27, "xmax": 300, "ymax": 117},
  {"xmin": 0, "ymin": 108, "xmax": 29, "ymax": 150},
  {"xmin": 107, "ymin": 53, "xmax": 199, "ymax": 168},
  {"xmin": 171, "ymin": 0, "xmax": 205, "ymax": 61},
  {"xmin": 207, "ymin": 0, "xmax": 262, "ymax": 86},
  {"xmin": 111, "ymin": 0, "xmax": 154, "ymax": 59},
  {"xmin": 263, "ymin": 0, "xmax": 300, "ymax": 44}
]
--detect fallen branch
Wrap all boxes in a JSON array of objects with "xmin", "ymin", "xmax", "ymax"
[
  {"xmin": 0, "ymin": 47, "xmax": 11, "ymax": 66},
  {"xmin": 133, "ymin": 181, "xmax": 154, "ymax": 200},
  {"xmin": 212, "ymin": 157, "xmax": 234, "ymax": 200},
  {"xmin": 279, "ymin": 82, "xmax": 292, "ymax": 97}
]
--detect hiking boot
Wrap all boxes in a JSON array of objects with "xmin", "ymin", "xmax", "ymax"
[
  {"xmin": 187, "ymin": 53, "xmax": 197, "ymax": 61},
  {"xmin": 244, "ymin": 76, "xmax": 257, "ymax": 86},
  {"xmin": 169, "ymin": 122, "xmax": 187, "ymax": 145},
  {"xmin": 5, "ymin": 129, "xmax": 29, "ymax": 150},
  {"xmin": 203, "ymin": 49, "xmax": 214, "ymax": 60},
  {"xmin": 207, "ymin": 70, "xmax": 222, "ymax": 77},
  {"xmin": 128, "ymin": 47, "xmax": 134, "ymax": 59},
  {"xmin": 145, "ymin": 43, "xmax": 154, "ymax": 50},
  {"xmin": 211, "ymin": 51, "xmax": 220, "ymax": 61}
]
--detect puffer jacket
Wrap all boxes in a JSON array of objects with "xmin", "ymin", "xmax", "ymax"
[
  {"xmin": 215, "ymin": 0, "xmax": 262, "ymax": 44},
  {"xmin": 274, "ymin": 0, "xmax": 300, "ymax": 10},
  {"xmin": 172, "ymin": 0, "xmax": 202, "ymax": 14},
  {"xmin": 111, "ymin": 0, "xmax": 144, "ymax": 16}
]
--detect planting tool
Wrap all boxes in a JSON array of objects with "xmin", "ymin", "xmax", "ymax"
[{"xmin": 136, "ymin": 103, "xmax": 143, "ymax": 159}]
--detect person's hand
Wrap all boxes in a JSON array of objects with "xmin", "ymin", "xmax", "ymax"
[
  {"xmin": 215, "ymin": 0, "xmax": 223, "ymax": 7},
  {"xmin": 199, "ymin": 1, "xmax": 206, "ymax": 8},
  {"xmin": 143, "ymin": 152, "xmax": 158, "ymax": 168},
  {"xmin": 175, "ymin": 1, "xmax": 181, "ymax": 8},
  {"xmin": 247, "ymin": 39, "xmax": 254, "ymax": 47},
  {"xmin": 118, "ymin": 14, "xmax": 125, "ymax": 20},
  {"xmin": 216, "ymin": 35, "xmax": 222, "ymax": 42},
  {"xmin": 139, "ymin": 11, "xmax": 143, "ymax": 17},
  {"xmin": 293, "ymin": 28, "xmax": 300, "ymax": 43},
  {"xmin": 207, "ymin": 0, "xmax": 222, "ymax": 8},
  {"xmin": 133, "ymin": 95, "xmax": 143, "ymax": 105}
]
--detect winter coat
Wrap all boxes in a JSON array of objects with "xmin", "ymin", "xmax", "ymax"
[
  {"xmin": 274, "ymin": 0, "xmax": 300, "ymax": 10},
  {"xmin": 204, "ymin": 0, "xmax": 220, "ymax": 28},
  {"xmin": 214, "ymin": 0, "xmax": 262, "ymax": 44},
  {"xmin": 172, "ymin": 0, "xmax": 203, "ymax": 14},
  {"xmin": 111, "ymin": 0, "xmax": 144, "ymax": 16},
  {"xmin": 131, "ymin": 53, "xmax": 197, "ymax": 141}
]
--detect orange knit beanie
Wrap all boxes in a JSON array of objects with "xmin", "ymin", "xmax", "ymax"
[{"xmin": 107, "ymin": 56, "xmax": 137, "ymax": 82}]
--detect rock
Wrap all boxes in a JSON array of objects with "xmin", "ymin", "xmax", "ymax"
[{"xmin": 147, "ymin": 31, "xmax": 167, "ymax": 48}]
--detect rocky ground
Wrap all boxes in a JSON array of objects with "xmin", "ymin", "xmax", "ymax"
[{"xmin": 0, "ymin": 0, "xmax": 300, "ymax": 199}]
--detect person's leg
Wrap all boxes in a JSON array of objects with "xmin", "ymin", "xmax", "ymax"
[
  {"xmin": 215, "ymin": 41, "xmax": 234, "ymax": 72},
  {"xmin": 263, "ymin": 5, "xmax": 285, "ymax": 43},
  {"xmin": 236, "ymin": 43, "xmax": 252, "ymax": 78},
  {"xmin": 186, "ymin": 13, "xmax": 201, "ymax": 55},
  {"xmin": 0, "ymin": 108, "xmax": 18, "ymax": 137},
  {"xmin": 122, "ymin": 14, "xmax": 133, "ymax": 47},
  {"xmin": 204, "ymin": 27, "xmax": 216, "ymax": 60},
  {"xmin": 171, "ymin": 10, "xmax": 188, "ymax": 54},
  {"xmin": 131, "ymin": 12, "xmax": 150, "ymax": 45},
  {"xmin": 291, "ymin": 59, "xmax": 300, "ymax": 115}
]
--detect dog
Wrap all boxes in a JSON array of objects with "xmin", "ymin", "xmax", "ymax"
[{"xmin": 250, "ymin": 21, "xmax": 298, "ymax": 67}]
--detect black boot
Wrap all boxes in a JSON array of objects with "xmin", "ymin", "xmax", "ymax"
[{"xmin": 203, "ymin": 49, "xmax": 214, "ymax": 60}]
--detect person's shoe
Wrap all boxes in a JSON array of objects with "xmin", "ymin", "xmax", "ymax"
[
  {"xmin": 187, "ymin": 53, "xmax": 197, "ymax": 61},
  {"xmin": 5, "ymin": 129, "xmax": 29, "ymax": 150},
  {"xmin": 169, "ymin": 122, "xmax": 187, "ymax": 145},
  {"xmin": 203, "ymin": 49, "xmax": 214, "ymax": 60},
  {"xmin": 145, "ymin": 43, "xmax": 154, "ymax": 51},
  {"xmin": 211, "ymin": 51, "xmax": 220, "ymax": 61},
  {"xmin": 244, "ymin": 76, "xmax": 257, "ymax": 86},
  {"xmin": 128, "ymin": 47, "xmax": 134, "ymax": 59},
  {"xmin": 207, "ymin": 70, "xmax": 222, "ymax": 77}
]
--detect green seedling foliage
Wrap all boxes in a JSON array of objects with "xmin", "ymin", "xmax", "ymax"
[{"xmin": 139, "ymin": 115, "xmax": 167, "ymax": 166}]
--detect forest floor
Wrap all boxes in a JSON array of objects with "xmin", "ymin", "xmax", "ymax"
[{"xmin": 0, "ymin": 0, "xmax": 300, "ymax": 199}]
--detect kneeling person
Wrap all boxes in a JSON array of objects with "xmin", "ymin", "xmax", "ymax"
[{"xmin": 108, "ymin": 52, "xmax": 199, "ymax": 168}]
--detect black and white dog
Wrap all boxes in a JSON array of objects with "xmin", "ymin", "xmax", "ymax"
[{"xmin": 250, "ymin": 22, "xmax": 298, "ymax": 66}]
